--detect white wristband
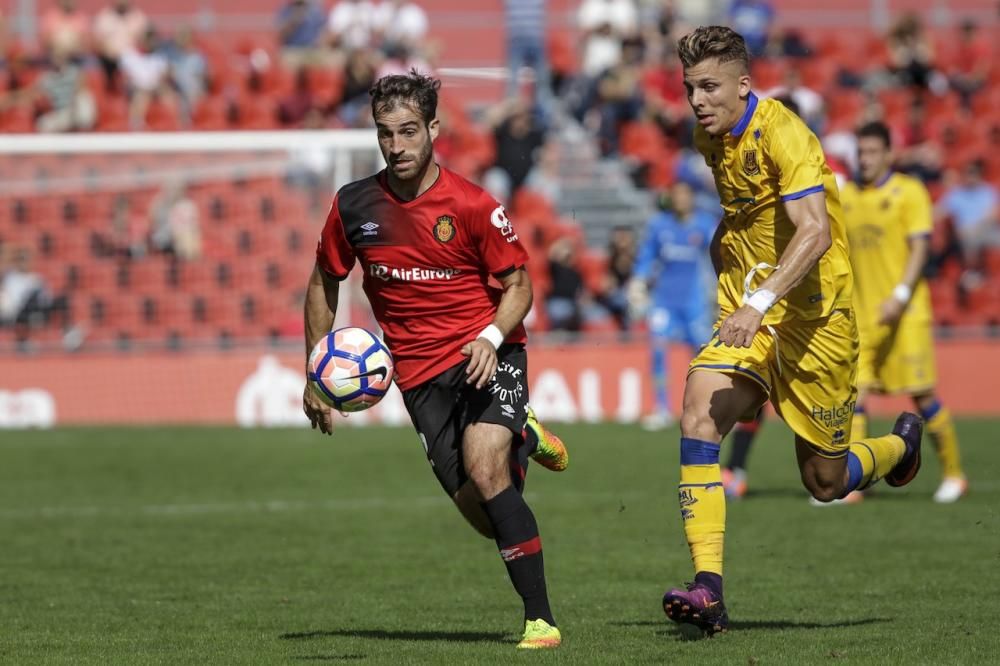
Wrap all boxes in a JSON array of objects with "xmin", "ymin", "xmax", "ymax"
[
  {"xmin": 892, "ymin": 284, "xmax": 912, "ymax": 304},
  {"xmin": 477, "ymin": 324, "xmax": 505, "ymax": 350},
  {"xmin": 746, "ymin": 289, "xmax": 778, "ymax": 315}
]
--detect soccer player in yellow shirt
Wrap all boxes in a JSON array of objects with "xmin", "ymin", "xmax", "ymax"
[
  {"xmin": 661, "ymin": 26, "xmax": 924, "ymax": 636},
  {"xmin": 840, "ymin": 121, "xmax": 966, "ymax": 504}
]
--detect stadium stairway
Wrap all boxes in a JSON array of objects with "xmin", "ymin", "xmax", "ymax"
[{"xmin": 549, "ymin": 114, "xmax": 656, "ymax": 248}]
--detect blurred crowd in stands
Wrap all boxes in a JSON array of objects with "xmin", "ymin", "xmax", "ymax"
[{"xmin": 1, "ymin": 0, "xmax": 999, "ymax": 349}]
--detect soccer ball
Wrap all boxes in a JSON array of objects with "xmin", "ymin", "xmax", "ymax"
[{"xmin": 307, "ymin": 327, "xmax": 395, "ymax": 412}]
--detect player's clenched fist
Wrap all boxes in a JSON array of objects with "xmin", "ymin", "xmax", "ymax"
[
  {"xmin": 302, "ymin": 384, "xmax": 334, "ymax": 435},
  {"xmin": 719, "ymin": 305, "xmax": 764, "ymax": 348},
  {"xmin": 461, "ymin": 338, "xmax": 498, "ymax": 390}
]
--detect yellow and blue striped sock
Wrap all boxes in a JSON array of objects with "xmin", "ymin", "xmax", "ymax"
[
  {"xmin": 921, "ymin": 400, "xmax": 963, "ymax": 479},
  {"xmin": 841, "ymin": 435, "xmax": 906, "ymax": 496},
  {"xmin": 679, "ymin": 438, "xmax": 725, "ymax": 580}
]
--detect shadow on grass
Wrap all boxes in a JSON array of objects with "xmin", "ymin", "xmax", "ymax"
[
  {"xmin": 281, "ymin": 629, "xmax": 507, "ymax": 643},
  {"xmin": 613, "ymin": 617, "xmax": 890, "ymax": 632},
  {"xmin": 291, "ymin": 656, "xmax": 366, "ymax": 662}
]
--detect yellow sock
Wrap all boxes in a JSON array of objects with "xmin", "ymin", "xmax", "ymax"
[
  {"xmin": 925, "ymin": 406, "xmax": 963, "ymax": 479},
  {"xmin": 679, "ymin": 438, "xmax": 725, "ymax": 576},
  {"xmin": 849, "ymin": 410, "xmax": 868, "ymax": 444},
  {"xmin": 846, "ymin": 435, "xmax": 906, "ymax": 491}
]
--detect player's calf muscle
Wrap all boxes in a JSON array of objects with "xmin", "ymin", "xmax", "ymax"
[{"xmin": 797, "ymin": 443, "xmax": 848, "ymax": 501}]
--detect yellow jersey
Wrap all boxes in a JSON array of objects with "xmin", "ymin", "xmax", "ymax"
[
  {"xmin": 694, "ymin": 93, "xmax": 853, "ymax": 325},
  {"xmin": 841, "ymin": 172, "xmax": 933, "ymax": 331}
]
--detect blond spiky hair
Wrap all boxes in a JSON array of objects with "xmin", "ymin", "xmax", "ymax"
[{"xmin": 677, "ymin": 26, "xmax": 750, "ymax": 73}]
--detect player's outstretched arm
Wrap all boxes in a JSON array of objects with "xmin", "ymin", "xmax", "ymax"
[
  {"xmin": 461, "ymin": 267, "xmax": 533, "ymax": 390},
  {"xmin": 718, "ymin": 192, "xmax": 831, "ymax": 347},
  {"xmin": 303, "ymin": 264, "xmax": 340, "ymax": 435},
  {"xmin": 880, "ymin": 234, "xmax": 928, "ymax": 325}
]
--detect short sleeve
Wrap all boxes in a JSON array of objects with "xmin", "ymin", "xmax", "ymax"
[
  {"xmin": 316, "ymin": 195, "xmax": 356, "ymax": 280},
  {"xmin": 769, "ymin": 117, "xmax": 826, "ymax": 202},
  {"xmin": 901, "ymin": 179, "xmax": 933, "ymax": 237},
  {"xmin": 471, "ymin": 191, "xmax": 529, "ymax": 277}
]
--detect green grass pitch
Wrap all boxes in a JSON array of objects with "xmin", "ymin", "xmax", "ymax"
[{"xmin": 2, "ymin": 419, "xmax": 999, "ymax": 664}]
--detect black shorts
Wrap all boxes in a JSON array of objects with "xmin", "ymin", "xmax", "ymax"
[{"xmin": 401, "ymin": 343, "xmax": 529, "ymax": 496}]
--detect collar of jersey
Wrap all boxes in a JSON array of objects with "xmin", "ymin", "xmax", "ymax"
[
  {"xmin": 857, "ymin": 170, "xmax": 893, "ymax": 189},
  {"xmin": 729, "ymin": 92, "xmax": 759, "ymax": 137}
]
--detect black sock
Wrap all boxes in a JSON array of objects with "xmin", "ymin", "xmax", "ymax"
[
  {"xmin": 482, "ymin": 486, "xmax": 554, "ymax": 625},
  {"xmin": 695, "ymin": 571, "xmax": 724, "ymax": 599},
  {"xmin": 510, "ymin": 435, "xmax": 531, "ymax": 493},
  {"xmin": 726, "ymin": 413, "xmax": 763, "ymax": 471}
]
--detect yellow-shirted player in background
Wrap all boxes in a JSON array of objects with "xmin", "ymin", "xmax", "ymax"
[
  {"xmin": 661, "ymin": 26, "xmax": 924, "ymax": 636},
  {"xmin": 840, "ymin": 121, "xmax": 967, "ymax": 504}
]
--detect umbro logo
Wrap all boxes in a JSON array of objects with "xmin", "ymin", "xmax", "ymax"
[
  {"xmin": 500, "ymin": 404, "xmax": 516, "ymax": 419},
  {"xmin": 361, "ymin": 221, "xmax": 379, "ymax": 236},
  {"xmin": 500, "ymin": 546, "xmax": 524, "ymax": 561}
]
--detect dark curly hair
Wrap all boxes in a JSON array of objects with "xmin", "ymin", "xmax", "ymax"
[
  {"xmin": 369, "ymin": 69, "xmax": 441, "ymax": 125},
  {"xmin": 857, "ymin": 121, "xmax": 892, "ymax": 148}
]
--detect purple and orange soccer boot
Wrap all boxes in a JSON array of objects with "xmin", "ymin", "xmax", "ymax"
[
  {"xmin": 662, "ymin": 583, "xmax": 729, "ymax": 637},
  {"xmin": 885, "ymin": 412, "xmax": 923, "ymax": 488}
]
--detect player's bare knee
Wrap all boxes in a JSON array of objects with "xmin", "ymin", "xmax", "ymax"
[
  {"xmin": 466, "ymin": 459, "xmax": 508, "ymax": 498},
  {"xmin": 680, "ymin": 407, "xmax": 717, "ymax": 442}
]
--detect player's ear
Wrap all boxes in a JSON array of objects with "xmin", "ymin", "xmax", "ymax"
[
  {"xmin": 427, "ymin": 117, "xmax": 440, "ymax": 142},
  {"xmin": 737, "ymin": 73, "xmax": 752, "ymax": 99}
]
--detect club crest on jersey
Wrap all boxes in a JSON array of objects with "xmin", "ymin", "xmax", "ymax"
[
  {"xmin": 434, "ymin": 215, "xmax": 455, "ymax": 243},
  {"xmin": 742, "ymin": 148, "xmax": 760, "ymax": 176}
]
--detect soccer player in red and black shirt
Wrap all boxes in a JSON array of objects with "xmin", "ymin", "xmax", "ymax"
[{"xmin": 302, "ymin": 71, "xmax": 567, "ymax": 649}]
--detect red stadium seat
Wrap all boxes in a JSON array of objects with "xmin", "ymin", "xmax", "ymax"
[{"xmin": 192, "ymin": 95, "xmax": 231, "ymax": 130}]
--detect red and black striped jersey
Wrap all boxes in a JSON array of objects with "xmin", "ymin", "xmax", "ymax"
[{"xmin": 317, "ymin": 166, "xmax": 529, "ymax": 390}]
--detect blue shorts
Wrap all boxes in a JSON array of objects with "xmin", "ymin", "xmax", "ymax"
[{"xmin": 649, "ymin": 305, "xmax": 712, "ymax": 348}]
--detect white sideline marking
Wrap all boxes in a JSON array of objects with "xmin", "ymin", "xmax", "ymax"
[{"xmin": 0, "ymin": 490, "xmax": 651, "ymax": 521}]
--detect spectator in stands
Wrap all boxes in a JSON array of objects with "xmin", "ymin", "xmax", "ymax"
[
  {"xmin": 0, "ymin": 46, "xmax": 97, "ymax": 133},
  {"xmin": 163, "ymin": 26, "xmax": 207, "ymax": 125},
  {"xmin": 546, "ymin": 237, "xmax": 585, "ymax": 332},
  {"xmin": 338, "ymin": 49, "xmax": 379, "ymax": 126},
  {"xmin": 486, "ymin": 97, "xmax": 546, "ymax": 195},
  {"xmin": 936, "ymin": 159, "xmax": 1000, "ymax": 283},
  {"xmin": 149, "ymin": 180, "xmax": 201, "ymax": 261},
  {"xmin": 376, "ymin": 42, "xmax": 433, "ymax": 79},
  {"xmin": 895, "ymin": 96, "xmax": 943, "ymax": 183},
  {"xmin": 279, "ymin": 67, "xmax": 320, "ymax": 126},
  {"xmin": 578, "ymin": 0, "xmax": 638, "ymax": 78},
  {"xmin": 41, "ymin": 0, "xmax": 89, "ymax": 62},
  {"xmin": 93, "ymin": 0, "xmax": 149, "ymax": 93},
  {"xmin": 120, "ymin": 28, "xmax": 176, "ymax": 129},
  {"xmin": 761, "ymin": 25, "xmax": 811, "ymax": 59},
  {"xmin": 327, "ymin": 0, "xmax": 376, "ymax": 52},
  {"xmin": 886, "ymin": 13, "xmax": 941, "ymax": 92},
  {"xmin": 949, "ymin": 19, "xmax": 991, "ymax": 110},
  {"xmin": 503, "ymin": 0, "xmax": 551, "ymax": 108},
  {"xmin": 587, "ymin": 34, "xmax": 644, "ymax": 156},
  {"xmin": 92, "ymin": 195, "xmax": 145, "ymax": 259},
  {"xmin": 277, "ymin": 0, "xmax": 328, "ymax": 67},
  {"xmin": 0, "ymin": 246, "xmax": 72, "ymax": 346},
  {"xmin": 524, "ymin": 138, "xmax": 563, "ymax": 203},
  {"xmin": 727, "ymin": 0, "xmax": 773, "ymax": 57},
  {"xmin": 641, "ymin": 46, "xmax": 689, "ymax": 145},
  {"xmin": 600, "ymin": 224, "xmax": 636, "ymax": 330},
  {"xmin": 639, "ymin": 0, "xmax": 679, "ymax": 55},
  {"xmin": 374, "ymin": 0, "xmax": 429, "ymax": 54},
  {"xmin": 762, "ymin": 68, "xmax": 824, "ymax": 132}
]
